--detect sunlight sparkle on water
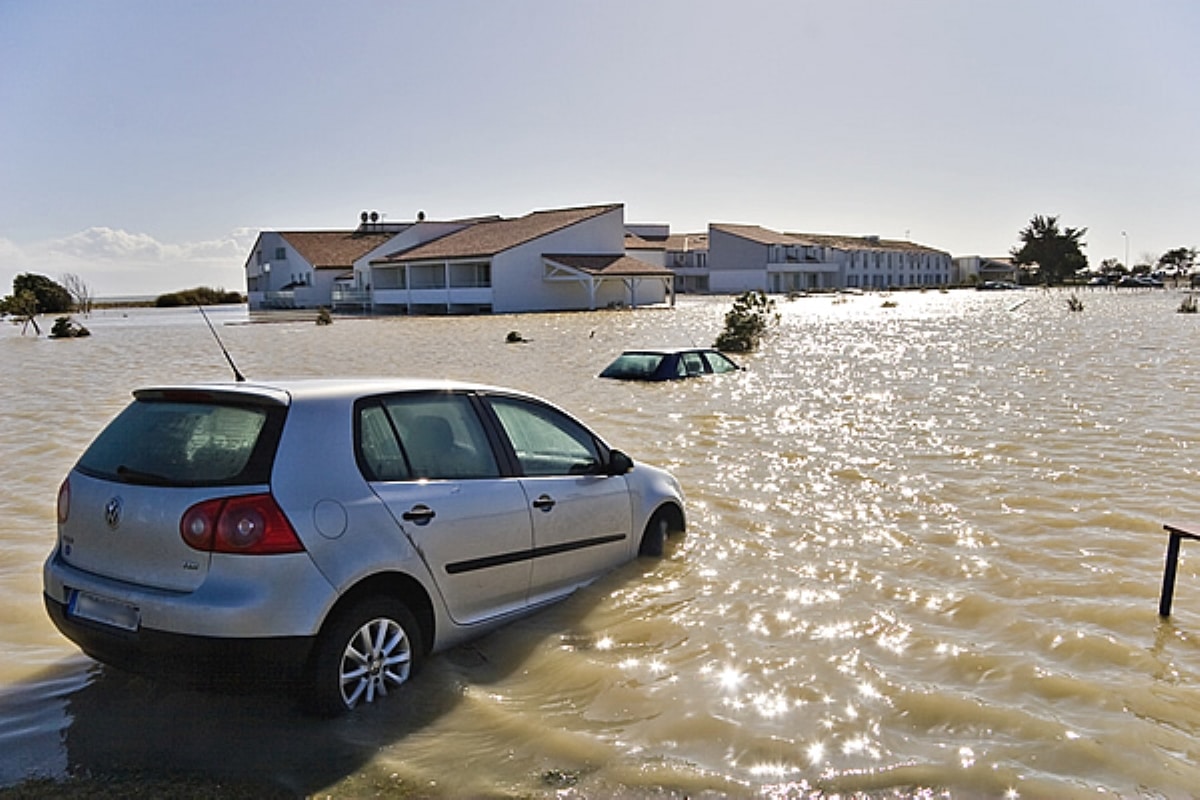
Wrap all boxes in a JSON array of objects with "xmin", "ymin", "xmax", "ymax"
[{"xmin": 717, "ymin": 665, "xmax": 744, "ymax": 691}]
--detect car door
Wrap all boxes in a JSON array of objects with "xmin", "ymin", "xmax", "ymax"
[
  {"xmin": 359, "ymin": 392, "xmax": 533, "ymax": 625},
  {"xmin": 484, "ymin": 395, "xmax": 634, "ymax": 603}
]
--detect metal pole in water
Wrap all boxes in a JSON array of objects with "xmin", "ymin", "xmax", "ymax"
[{"xmin": 1160, "ymin": 530, "xmax": 1183, "ymax": 617}]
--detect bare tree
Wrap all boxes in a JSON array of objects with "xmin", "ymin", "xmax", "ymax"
[
  {"xmin": 8, "ymin": 290, "xmax": 41, "ymax": 335},
  {"xmin": 61, "ymin": 273, "xmax": 95, "ymax": 316}
]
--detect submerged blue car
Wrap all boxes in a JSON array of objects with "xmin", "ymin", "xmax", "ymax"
[{"xmin": 598, "ymin": 348, "xmax": 743, "ymax": 381}]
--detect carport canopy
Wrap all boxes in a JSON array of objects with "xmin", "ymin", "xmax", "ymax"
[{"xmin": 542, "ymin": 254, "xmax": 676, "ymax": 309}]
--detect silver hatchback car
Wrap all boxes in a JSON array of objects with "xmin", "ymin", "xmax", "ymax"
[{"xmin": 43, "ymin": 379, "xmax": 685, "ymax": 714}]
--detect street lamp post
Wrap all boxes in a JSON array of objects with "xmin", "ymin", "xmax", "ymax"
[{"xmin": 1122, "ymin": 231, "xmax": 1129, "ymax": 271}]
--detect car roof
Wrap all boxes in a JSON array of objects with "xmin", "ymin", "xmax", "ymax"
[
  {"xmin": 131, "ymin": 377, "xmax": 521, "ymax": 406},
  {"xmin": 616, "ymin": 347, "xmax": 717, "ymax": 355}
]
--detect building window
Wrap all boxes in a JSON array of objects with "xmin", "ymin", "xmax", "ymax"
[
  {"xmin": 409, "ymin": 263, "xmax": 446, "ymax": 289},
  {"xmin": 275, "ymin": 247, "xmax": 286, "ymax": 260},
  {"xmin": 450, "ymin": 261, "xmax": 491, "ymax": 288}
]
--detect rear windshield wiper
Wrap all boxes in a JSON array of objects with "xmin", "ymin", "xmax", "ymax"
[{"xmin": 116, "ymin": 465, "xmax": 174, "ymax": 485}]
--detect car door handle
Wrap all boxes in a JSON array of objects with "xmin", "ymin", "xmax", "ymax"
[
  {"xmin": 402, "ymin": 504, "xmax": 436, "ymax": 525},
  {"xmin": 532, "ymin": 495, "xmax": 556, "ymax": 512}
]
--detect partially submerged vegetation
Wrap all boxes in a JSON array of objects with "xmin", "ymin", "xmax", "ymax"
[
  {"xmin": 713, "ymin": 290, "xmax": 778, "ymax": 352},
  {"xmin": 49, "ymin": 316, "xmax": 90, "ymax": 338}
]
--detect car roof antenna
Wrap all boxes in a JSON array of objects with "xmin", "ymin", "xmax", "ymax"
[{"xmin": 196, "ymin": 304, "xmax": 246, "ymax": 382}]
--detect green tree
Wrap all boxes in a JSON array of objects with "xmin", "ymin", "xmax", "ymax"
[
  {"xmin": 1158, "ymin": 247, "xmax": 1196, "ymax": 273},
  {"xmin": 1010, "ymin": 215, "xmax": 1088, "ymax": 285},
  {"xmin": 11, "ymin": 273, "xmax": 73, "ymax": 314}
]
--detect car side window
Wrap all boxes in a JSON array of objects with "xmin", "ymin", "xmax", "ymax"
[
  {"xmin": 681, "ymin": 352, "xmax": 705, "ymax": 375},
  {"xmin": 358, "ymin": 394, "xmax": 499, "ymax": 481},
  {"xmin": 488, "ymin": 397, "xmax": 603, "ymax": 477}
]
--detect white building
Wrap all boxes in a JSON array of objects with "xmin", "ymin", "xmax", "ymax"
[
  {"xmin": 245, "ymin": 204, "xmax": 674, "ymax": 314},
  {"xmin": 952, "ymin": 255, "xmax": 1019, "ymax": 286},
  {"xmin": 365, "ymin": 204, "xmax": 673, "ymax": 314},
  {"xmin": 708, "ymin": 223, "xmax": 952, "ymax": 293},
  {"xmin": 244, "ymin": 215, "xmax": 406, "ymax": 310}
]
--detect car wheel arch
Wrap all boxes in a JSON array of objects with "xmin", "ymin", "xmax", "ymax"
[
  {"xmin": 639, "ymin": 502, "xmax": 686, "ymax": 557},
  {"xmin": 322, "ymin": 572, "xmax": 435, "ymax": 659}
]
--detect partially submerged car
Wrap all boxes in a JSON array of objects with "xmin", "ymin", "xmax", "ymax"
[
  {"xmin": 44, "ymin": 378, "xmax": 685, "ymax": 714},
  {"xmin": 598, "ymin": 348, "xmax": 743, "ymax": 381}
]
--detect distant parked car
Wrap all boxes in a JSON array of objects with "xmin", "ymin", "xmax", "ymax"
[
  {"xmin": 598, "ymin": 348, "xmax": 743, "ymax": 381},
  {"xmin": 43, "ymin": 379, "xmax": 686, "ymax": 714},
  {"xmin": 1117, "ymin": 275, "xmax": 1164, "ymax": 288},
  {"xmin": 976, "ymin": 281, "xmax": 1022, "ymax": 291}
]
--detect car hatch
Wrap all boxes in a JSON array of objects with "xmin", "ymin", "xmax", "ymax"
[
  {"xmin": 56, "ymin": 390, "xmax": 287, "ymax": 592},
  {"xmin": 59, "ymin": 471, "xmax": 219, "ymax": 592}
]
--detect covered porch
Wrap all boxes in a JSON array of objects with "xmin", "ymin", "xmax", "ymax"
[{"xmin": 542, "ymin": 254, "xmax": 675, "ymax": 310}]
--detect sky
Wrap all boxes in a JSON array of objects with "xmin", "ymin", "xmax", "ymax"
[{"xmin": 2, "ymin": 0, "xmax": 1198, "ymax": 297}]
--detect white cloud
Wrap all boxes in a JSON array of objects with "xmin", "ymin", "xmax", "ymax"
[{"xmin": 0, "ymin": 228, "xmax": 256, "ymax": 297}]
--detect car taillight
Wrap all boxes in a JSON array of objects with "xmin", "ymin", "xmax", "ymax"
[
  {"xmin": 57, "ymin": 479, "xmax": 70, "ymax": 524},
  {"xmin": 180, "ymin": 494, "xmax": 304, "ymax": 555}
]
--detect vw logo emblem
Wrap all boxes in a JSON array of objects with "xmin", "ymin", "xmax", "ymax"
[{"xmin": 104, "ymin": 497, "xmax": 123, "ymax": 530}]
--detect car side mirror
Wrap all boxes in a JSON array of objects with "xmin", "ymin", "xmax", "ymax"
[{"xmin": 607, "ymin": 450, "xmax": 634, "ymax": 476}]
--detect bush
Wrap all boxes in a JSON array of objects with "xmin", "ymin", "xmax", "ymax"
[
  {"xmin": 49, "ymin": 316, "xmax": 91, "ymax": 338},
  {"xmin": 156, "ymin": 287, "xmax": 244, "ymax": 307},
  {"xmin": 713, "ymin": 291, "xmax": 779, "ymax": 352}
]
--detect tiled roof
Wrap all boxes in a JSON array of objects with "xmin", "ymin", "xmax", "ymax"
[
  {"xmin": 380, "ymin": 204, "xmax": 621, "ymax": 262},
  {"xmin": 280, "ymin": 230, "xmax": 401, "ymax": 269},
  {"xmin": 545, "ymin": 254, "xmax": 674, "ymax": 277},
  {"xmin": 665, "ymin": 233, "xmax": 707, "ymax": 251},
  {"xmin": 787, "ymin": 232, "xmax": 947, "ymax": 254},
  {"xmin": 624, "ymin": 233, "xmax": 665, "ymax": 250},
  {"xmin": 714, "ymin": 223, "xmax": 946, "ymax": 254},
  {"xmin": 711, "ymin": 224, "xmax": 799, "ymax": 246}
]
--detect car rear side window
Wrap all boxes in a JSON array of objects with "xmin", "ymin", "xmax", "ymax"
[
  {"xmin": 357, "ymin": 394, "xmax": 500, "ymax": 481},
  {"xmin": 681, "ymin": 352, "xmax": 705, "ymax": 375},
  {"xmin": 76, "ymin": 400, "xmax": 284, "ymax": 486}
]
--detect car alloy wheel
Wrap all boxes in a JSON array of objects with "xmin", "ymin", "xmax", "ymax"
[{"xmin": 307, "ymin": 597, "xmax": 421, "ymax": 715}]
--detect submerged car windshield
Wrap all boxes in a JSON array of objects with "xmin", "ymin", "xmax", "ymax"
[{"xmin": 76, "ymin": 399, "xmax": 285, "ymax": 486}]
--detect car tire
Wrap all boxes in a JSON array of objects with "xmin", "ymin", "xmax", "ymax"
[
  {"xmin": 305, "ymin": 596, "xmax": 422, "ymax": 716},
  {"xmin": 639, "ymin": 512, "xmax": 670, "ymax": 557}
]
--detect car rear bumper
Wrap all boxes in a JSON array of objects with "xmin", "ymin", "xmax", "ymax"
[{"xmin": 45, "ymin": 593, "xmax": 315, "ymax": 684}]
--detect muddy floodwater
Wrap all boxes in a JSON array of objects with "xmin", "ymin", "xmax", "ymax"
[{"xmin": 4, "ymin": 291, "xmax": 1200, "ymax": 798}]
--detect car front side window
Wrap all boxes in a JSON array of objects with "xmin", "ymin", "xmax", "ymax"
[
  {"xmin": 488, "ymin": 397, "xmax": 603, "ymax": 477},
  {"xmin": 706, "ymin": 352, "xmax": 740, "ymax": 373}
]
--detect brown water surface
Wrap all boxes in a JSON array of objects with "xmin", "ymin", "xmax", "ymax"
[{"xmin": 3, "ymin": 291, "xmax": 1200, "ymax": 798}]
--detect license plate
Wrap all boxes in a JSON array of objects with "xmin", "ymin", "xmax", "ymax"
[{"xmin": 68, "ymin": 589, "xmax": 140, "ymax": 632}]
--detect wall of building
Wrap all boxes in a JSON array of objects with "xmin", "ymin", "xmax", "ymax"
[
  {"xmin": 707, "ymin": 227, "xmax": 770, "ymax": 292},
  {"xmin": 491, "ymin": 206, "xmax": 635, "ymax": 312}
]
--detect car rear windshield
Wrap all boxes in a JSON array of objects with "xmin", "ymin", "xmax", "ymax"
[
  {"xmin": 76, "ymin": 399, "xmax": 286, "ymax": 487},
  {"xmin": 599, "ymin": 353, "xmax": 665, "ymax": 379}
]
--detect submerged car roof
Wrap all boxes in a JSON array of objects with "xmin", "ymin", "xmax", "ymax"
[
  {"xmin": 132, "ymin": 377, "xmax": 517, "ymax": 406},
  {"xmin": 616, "ymin": 347, "xmax": 718, "ymax": 355}
]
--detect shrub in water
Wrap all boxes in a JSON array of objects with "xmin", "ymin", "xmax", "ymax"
[{"xmin": 713, "ymin": 291, "xmax": 778, "ymax": 352}]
